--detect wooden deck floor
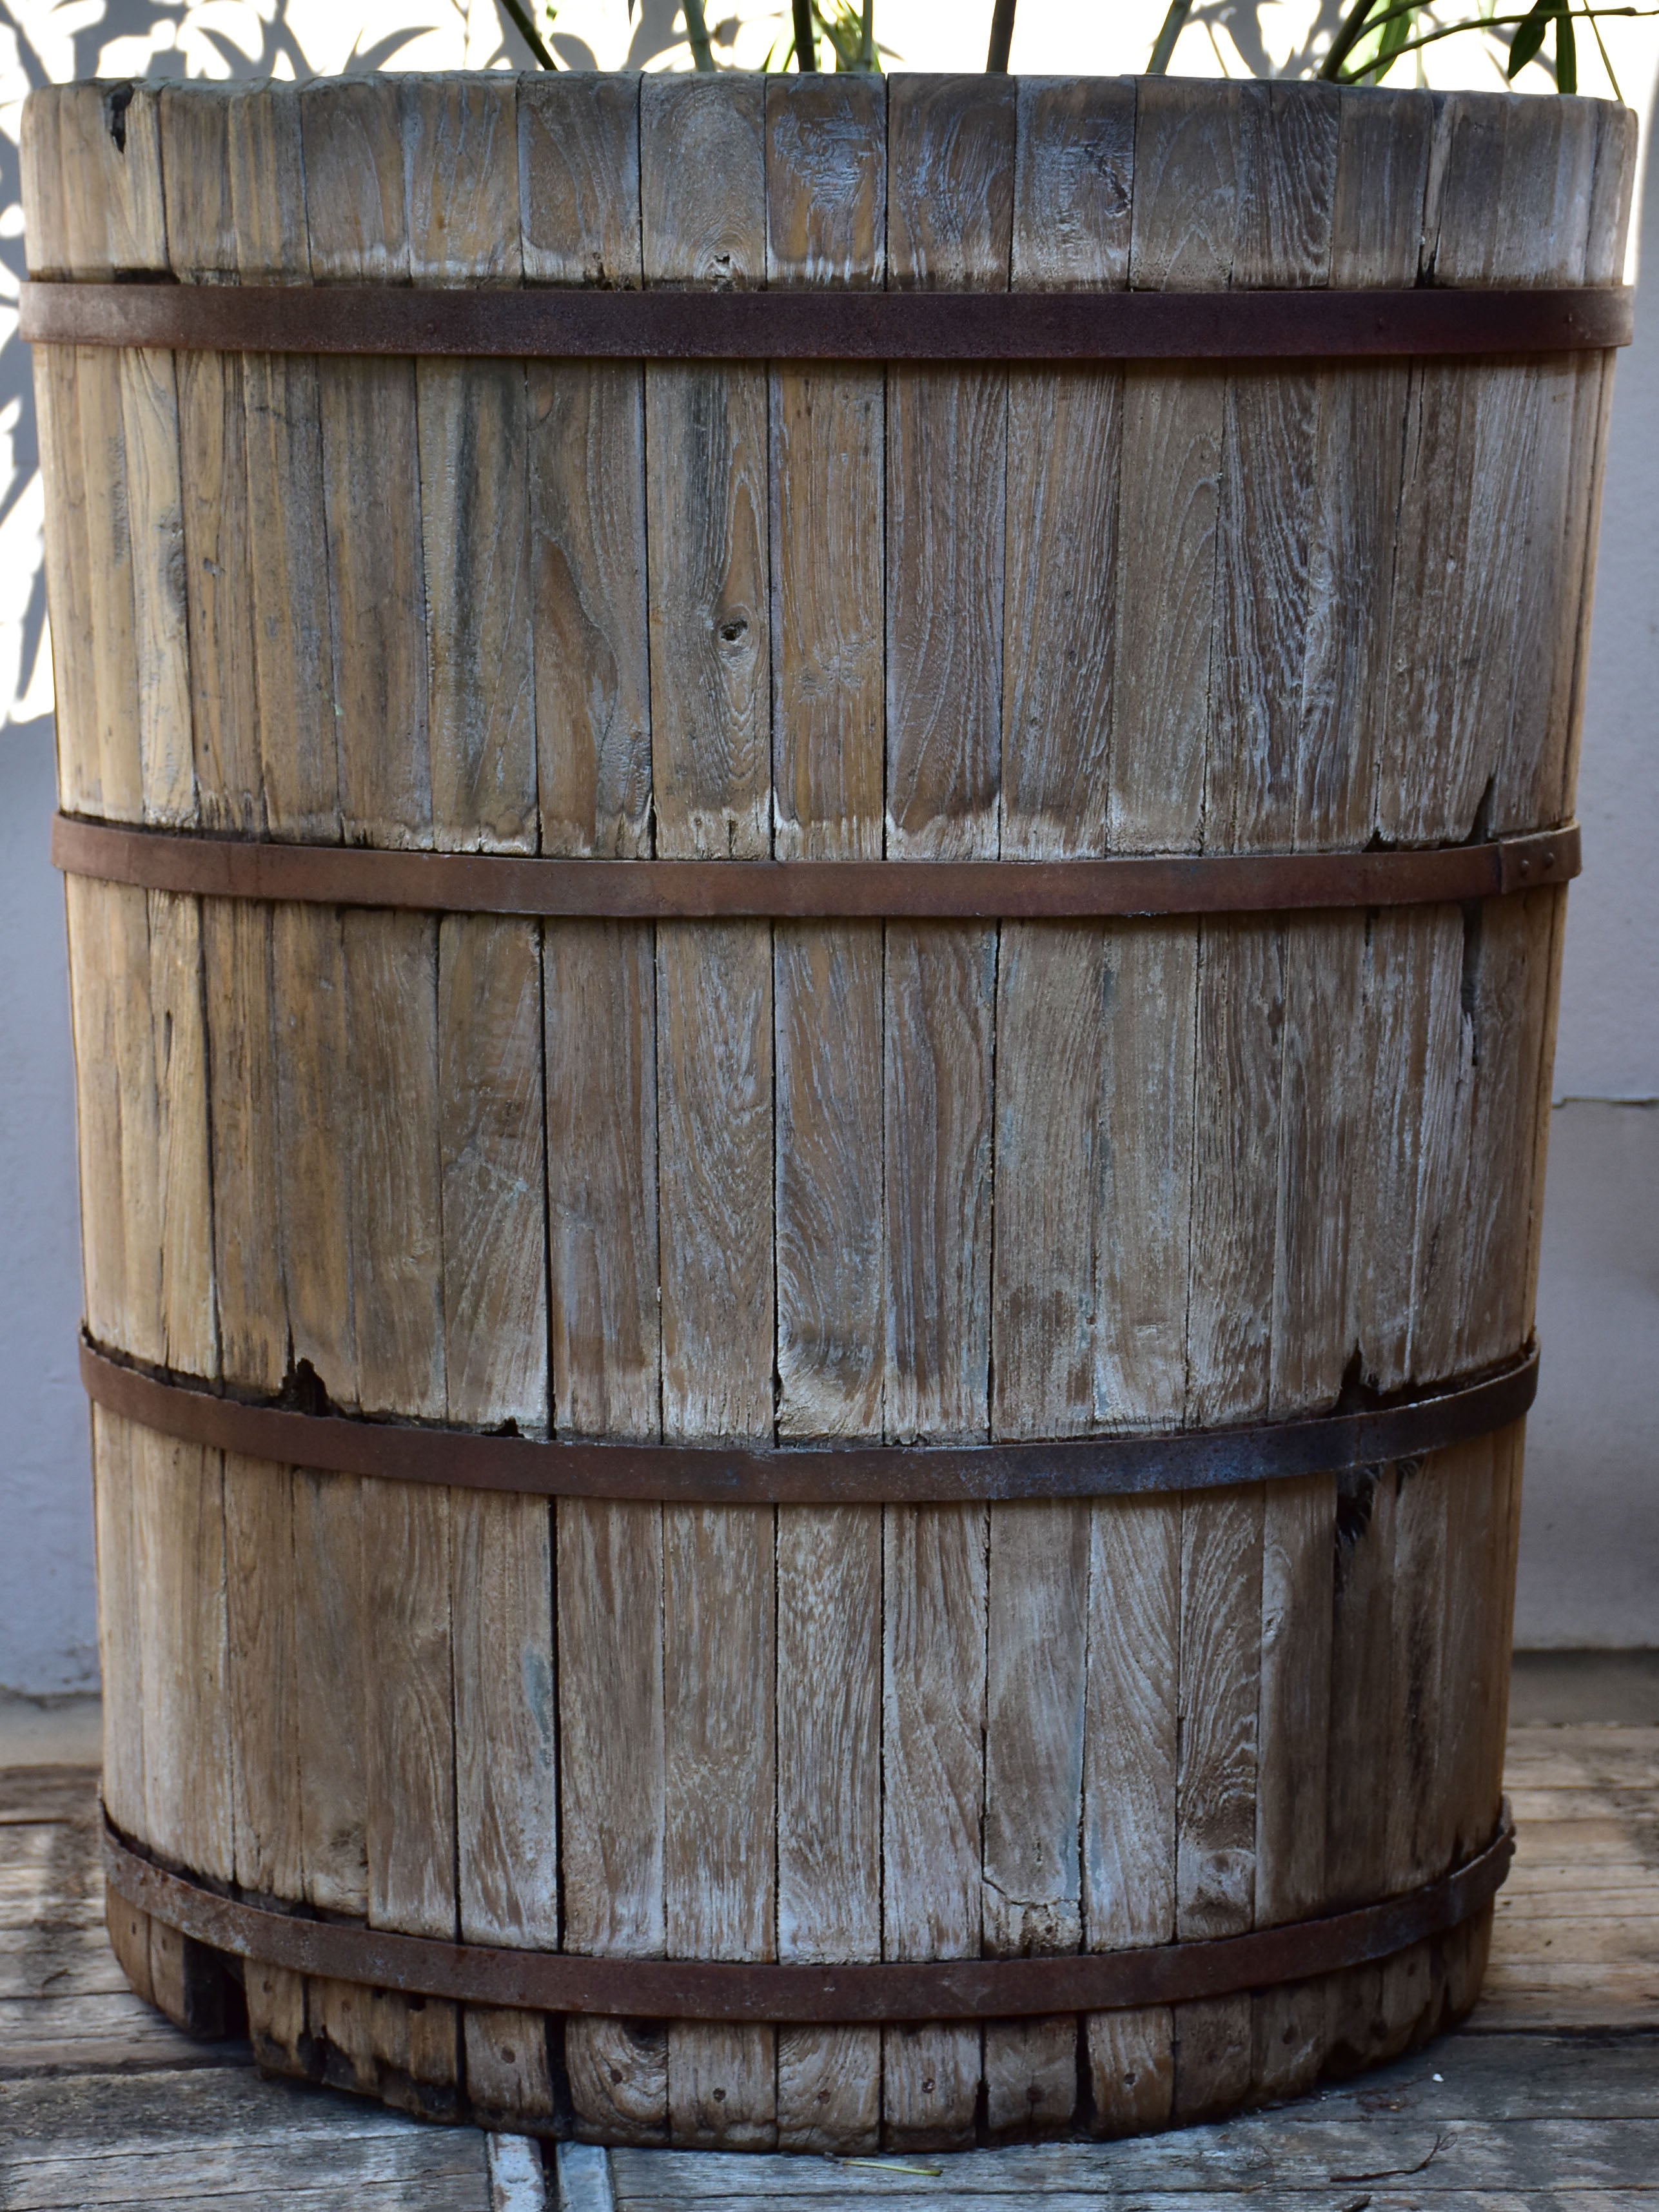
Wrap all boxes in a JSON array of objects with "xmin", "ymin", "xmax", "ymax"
[{"xmin": 1, "ymin": 1724, "xmax": 1653, "ymax": 2210}]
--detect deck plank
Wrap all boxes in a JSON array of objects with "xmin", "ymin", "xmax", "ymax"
[
  {"xmin": 610, "ymin": 2106, "xmax": 1659, "ymax": 2196},
  {"xmin": 1, "ymin": 2069, "xmax": 493, "ymax": 2207},
  {"xmin": 613, "ymin": 2196, "xmax": 1658, "ymax": 2210}
]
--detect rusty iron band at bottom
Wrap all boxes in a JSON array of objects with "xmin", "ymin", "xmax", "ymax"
[
  {"xmin": 81, "ymin": 1336, "xmax": 1538, "ymax": 1506},
  {"xmin": 51, "ymin": 813, "xmax": 1579, "ymax": 921},
  {"xmin": 104, "ymin": 1811, "xmax": 1513, "ymax": 2024}
]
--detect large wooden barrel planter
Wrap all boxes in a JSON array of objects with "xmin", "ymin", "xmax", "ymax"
[{"xmin": 23, "ymin": 70, "xmax": 1631, "ymax": 2149}]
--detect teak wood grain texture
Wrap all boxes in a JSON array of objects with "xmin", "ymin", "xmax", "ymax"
[{"xmin": 23, "ymin": 72, "xmax": 1627, "ymax": 2151}]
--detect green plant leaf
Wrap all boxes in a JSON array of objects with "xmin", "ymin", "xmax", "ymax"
[
  {"xmin": 496, "ymin": 0, "xmax": 557, "ymax": 66},
  {"xmin": 1556, "ymin": 5, "xmax": 1579, "ymax": 85},
  {"xmin": 1371, "ymin": 2, "xmax": 1417, "ymax": 77},
  {"xmin": 1345, "ymin": 0, "xmax": 1418, "ymax": 81},
  {"xmin": 1319, "ymin": 0, "xmax": 1388, "ymax": 78},
  {"xmin": 811, "ymin": 0, "xmax": 880, "ymax": 70},
  {"xmin": 1507, "ymin": 0, "xmax": 1555, "ymax": 74},
  {"xmin": 682, "ymin": 0, "xmax": 717, "ymax": 68},
  {"xmin": 1148, "ymin": 0, "xmax": 1193, "ymax": 72},
  {"xmin": 1340, "ymin": 3, "xmax": 1654, "ymax": 87}
]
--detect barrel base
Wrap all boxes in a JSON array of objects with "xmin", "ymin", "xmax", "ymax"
[
  {"xmin": 102, "ymin": 1882, "xmax": 1497, "ymax": 2148},
  {"xmin": 107, "ymin": 1891, "xmax": 245, "ymax": 2045}
]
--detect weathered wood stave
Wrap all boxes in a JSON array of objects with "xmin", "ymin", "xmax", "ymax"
[{"xmin": 25, "ymin": 71, "xmax": 1631, "ymax": 2148}]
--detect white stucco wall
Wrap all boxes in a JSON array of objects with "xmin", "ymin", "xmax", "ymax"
[
  {"xmin": 0, "ymin": 725, "xmax": 92, "ymax": 1694},
  {"xmin": 1523, "ymin": 1101, "xmax": 1659, "ymax": 1647},
  {"xmin": 1514, "ymin": 99, "xmax": 1659, "ymax": 1652},
  {"xmin": 0, "ymin": 1, "xmax": 1655, "ymax": 1686},
  {"xmin": 1556, "ymin": 109, "xmax": 1659, "ymax": 1109}
]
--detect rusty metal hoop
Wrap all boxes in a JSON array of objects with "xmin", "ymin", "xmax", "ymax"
[
  {"xmin": 104, "ymin": 1809, "xmax": 1513, "ymax": 2024},
  {"xmin": 21, "ymin": 278, "xmax": 1634, "ymax": 362},
  {"xmin": 81, "ymin": 1336, "xmax": 1538, "ymax": 1507},
  {"xmin": 52, "ymin": 815, "xmax": 1579, "ymax": 921}
]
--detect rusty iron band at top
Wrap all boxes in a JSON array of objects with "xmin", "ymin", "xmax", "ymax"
[
  {"xmin": 20, "ymin": 279, "xmax": 1633, "ymax": 361},
  {"xmin": 104, "ymin": 1808, "xmax": 1514, "ymax": 2023},
  {"xmin": 52, "ymin": 816, "xmax": 1578, "ymax": 921},
  {"xmin": 81, "ymin": 1336, "xmax": 1538, "ymax": 1507}
]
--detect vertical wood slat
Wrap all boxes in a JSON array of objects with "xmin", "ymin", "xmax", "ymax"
[
  {"xmin": 1548, "ymin": 103, "xmax": 1638, "ymax": 840},
  {"xmin": 1297, "ymin": 89, "xmax": 1431, "ymax": 859},
  {"xmin": 985, "ymin": 72, "xmax": 1134, "ymax": 2146},
  {"xmin": 1430, "ymin": 110, "xmax": 1600, "ymax": 1402},
  {"xmin": 90, "ymin": 1408, "xmax": 146, "ymax": 1886},
  {"xmin": 159, "ymin": 98, "xmax": 303, "ymax": 2021},
  {"xmin": 1382, "ymin": 864, "xmax": 1497, "ymax": 2035},
  {"xmin": 228, "ymin": 86, "xmax": 339, "ymax": 847},
  {"xmin": 20, "ymin": 91, "xmax": 98, "ymax": 819},
  {"xmin": 1174, "ymin": 81, "xmax": 1340, "ymax": 2125},
  {"xmin": 641, "ymin": 73, "xmax": 778, "ymax": 2155},
  {"xmin": 55, "ymin": 83, "xmax": 190, "ymax": 828},
  {"xmin": 1330, "ymin": 242, "xmax": 1456, "ymax": 2039},
  {"xmin": 131, "ymin": 864, "xmax": 224, "ymax": 1943},
  {"xmin": 1322, "ymin": 1454, "xmax": 1397, "ymax": 2070},
  {"xmin": 1379, "ymin": 1444, "xmax": 1453, "ymax": 2051},
  {"xmin": 520, "ymin": 73, "xmax": 669, "ymax": 2148},
  {"xmin": 159, "ymin": 86, "xmax": 259, "ymax": 836},
  {"xmin": 1083, "ymin": 1494, "xmax": 1179, "ymax": 2135},
  {"xmin": 299, "ymin": 75, "xmax": 456, "ymax": 2119},
  {"xmin": 1088, "ymin": 916, "xmax": 1195, "ymax": 2131},
  {"xmin": 1381, "ymin": 96, "xmax": 1595, "ymax": 2066},
  {"xmin": 881, "ymin": 71, "xmax": 1014, "ymax": 2156},
  {"xmin": 1109, "ymin": 74, "xmax": 1244, "ymax": 2132},
  {"xmin": 1461, "ymin": 103, "xmax": 1599, "ymax": 843},
  {"xmin": 45, "ymin": 84, "xmax": 227, "ymax": 2039},
  {"xmin": 1380, "ymin": 97, "xmax": 1598, "ymax": 847},
  {"xmin": 216, "ymin": 84, "xmax": 334, "ymax": 2071},
  {"xmin": 1289, "ymin": 167, "xmax": 1432, "ymax": 2005},
  {"xmin": 411, "ymin": 77, "xmax": 535, "ymax": 859},
  {"xmin": 50, "ymin": 80, "xmax": 208, "ymax": 1366},
  {"xmin": 264, "ymin": 67, "xmax": 373, "ymax": 2091},
  {"xmin": 1091, "ymin": 78, "xmax": 1234, "ymax": 2128},
  {"xmin": 444, "ymin": 894, "xmax": 557, "ymax": 2123},
  {"xmin": 1440, "ymin": 1421, "xmax": 1525, "ymax": 2026},
  {"xmin": 1379, "ymin": 94, "xmax": 1506, "ymax": 851},
  {"xmin": 1111, "ymin": 76, "xmax": 1238, "ymax": 860},
  {"xmin": 547, "ymin": 887, "xmax": 668, "ymax": 2147},
  {"xmin": 522, "ymin": 74, "xmax": 651, "ymax": 865},
  {"xmin": 400, "ymin": 74, "xmax": 555, "ymax": 2135},
  {"xmin": 1244, "ymin": 81, "xmax": 1345, "ymax": 2115},
  {"xmin": 767, "ymin": 70, "xmax": 887, "ymax": 2159},
  {"xmin": 1332, "ymin": 98, "xmax": 1451, "ymax": 1489}
]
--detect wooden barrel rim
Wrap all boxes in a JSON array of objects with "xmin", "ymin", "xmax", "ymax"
[
  {"xmin": 103, "ymin": 1806, "xmax": 1514, "ymax": 2024},
  {"xmin": 52, "ymin": 815, "xmax": 1579, "ymax": 920},
  {"xmin": 81, "ymin": 1336, "xmax": 1538, "ymax": 1505},
  {"xmin": 20, "ymin": 279, "xmax": 1634, "ymax": 362}
]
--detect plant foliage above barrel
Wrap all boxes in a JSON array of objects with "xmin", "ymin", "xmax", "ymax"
[
  {"xmin": 496, "ymin": 0, "xmax": 1658, "ymax": 91},
  {"xmin": 21, "ymin": 53, "xmax": 1634, "ymax": 2154}
]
